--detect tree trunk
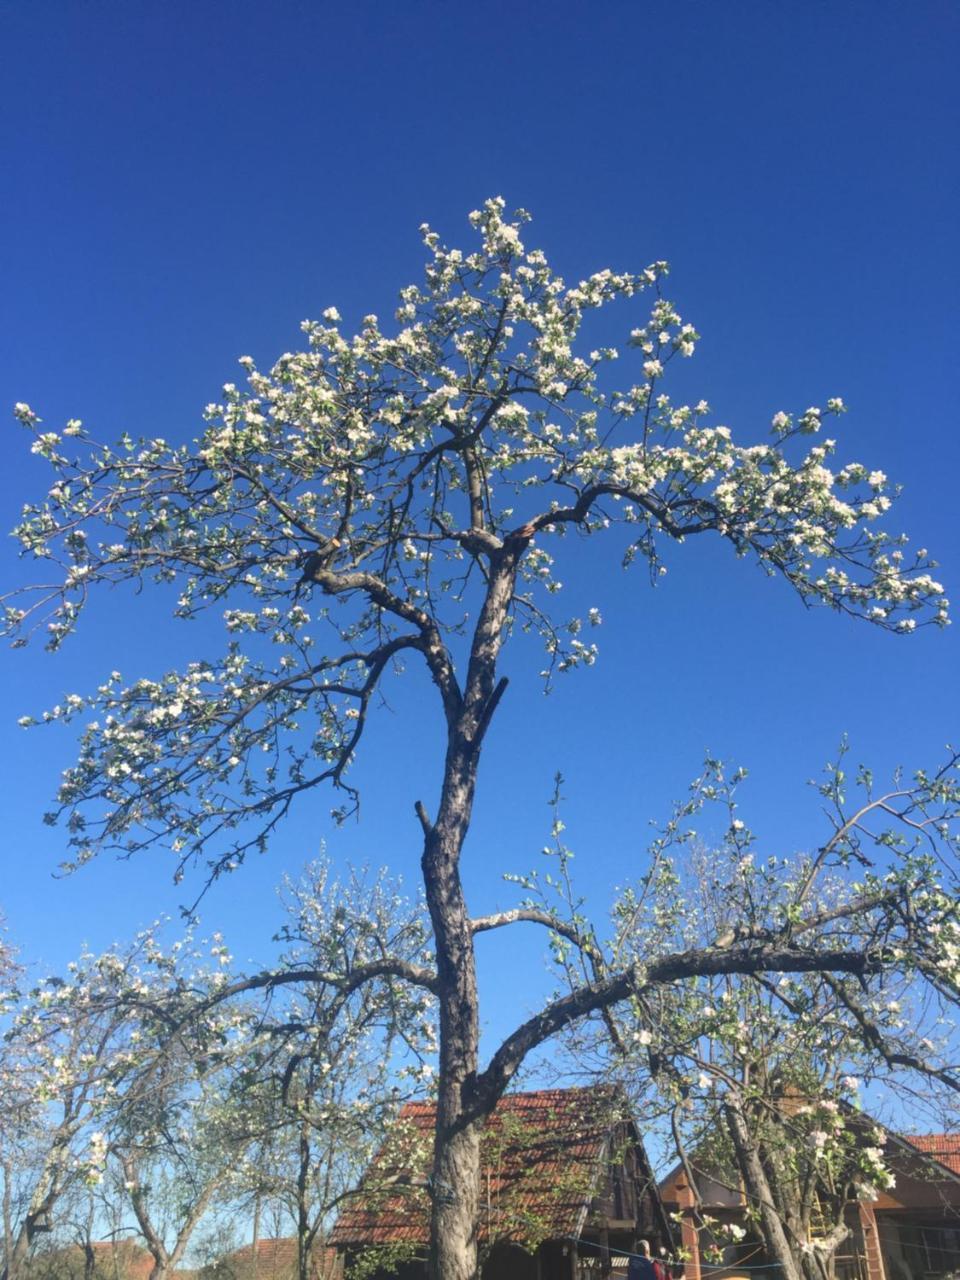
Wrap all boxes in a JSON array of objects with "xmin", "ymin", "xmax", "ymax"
[
  {"xmin": 420, "ymin": 725, "xmax": 489, "ymax": 1280},
  {"xmin": 423, "ymin": 749, "xmax": 483, "ymax": 1280},
  {"xmin": 723, "ymin": 1099, "xmax": 804, "ymax": 1280},
  {"xmin": 2, "ymin": 1180, "xmax": 60, "ymax": 1280},
  {"xmin": 799, "ymin": 1225, "xmax": 848, "ymax": 1280},
  {"xmin": 2, "ymin": 1161, "xmax": 12, "ymax": 1280},
  {"xmin": 430, "ymin": 1118, "xmax": 482, "ymax": 1280},
  {"xmin": 82, "ymin": 1198, "xmax": 97, "ymax": 1280},
  {"xmin": 251, "ymin": 1193, "xmax": 260, "ymax": 1280},
  {"xmin": 123, "ymin": 1151, "xmax": 220, "ymax": 1280},
  {"xmin": 145, "ymin": 1248, "xmax": 170, "ymax": 1280},
  {"xmin": 298, "ymin": 1125, "xmax": 311, "ymax": 1280},
  {"xmin": 421, "ymin": 550, "xmax": 521, "ymax": 1280}
]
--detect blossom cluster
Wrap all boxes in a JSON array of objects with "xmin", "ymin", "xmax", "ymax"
[{"xmin": 4, "ymin": 198, "xmax": 949, "ymax": 870}]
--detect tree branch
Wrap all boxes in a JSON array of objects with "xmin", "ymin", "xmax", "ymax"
[
  {"xmin": 711, "ymin": 888, "xmax": 902, "ymax": 950},
  {"xmin": 310, "ymin": 567, "xmax": 462, "ymax": 726},
  {"xmin": 470, "ymin": 945, "xmax": 879, "ymax": 1117},
  {"xmin": 821, "ymin": 973, "xmax": 960, "ymax": 1095},
  {"xmin": 186, "ymin": 957, "xmax": 440, "ymax": 1031},
  {"xmin": 468, "ymin": 676, "xmax": 508, "ymax": 753},
  {"xmin": 469, "ymin": 907, "xmax": 601, "ymax": 962}
]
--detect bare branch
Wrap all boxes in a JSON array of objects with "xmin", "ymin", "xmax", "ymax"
[
  {"xmin": 471, "ymin": 944, "xmax": 879, "ymax": 1115},
  {"xmin": 469, "ymin": 907, "xmax": 601, "ymax": 962},
  {"xmin": 310, "ymin": 566, "xmax": 462, "ymax": 726}
]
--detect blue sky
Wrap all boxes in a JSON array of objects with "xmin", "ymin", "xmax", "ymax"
[{"xmin": 1, "ymin": 1, "xmax": 958, "ymax": 1059}]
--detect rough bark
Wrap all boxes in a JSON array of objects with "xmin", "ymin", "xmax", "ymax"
[
  {"xmin": 421, "ymin": 549, "xmax": 522, "ymax": 1280},
  {"xmin": 422, "ymin": 732, "xmax": 484, "ymax": 1280},
  {"xmin": 723, "ymin": 1097, "xmax": 804, "ymax": 1280},
  {"xmin": 298, "ymin": 1124, "xmax": 311, "ymax": 1280}
]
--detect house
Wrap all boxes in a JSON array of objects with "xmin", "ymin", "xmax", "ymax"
[
  {"xmin": 659, "ymin": 1129, "xmax": 960, "ymax": 1280},
  {"xmin": 329, "ymin": 1086, "xmax": 673, "ymax": 1279},
  {"xmin": 23, "ymin": 1242, "xmax": 158, "ymax": 1280},
  {"xmin": 207, "ymin": 1239, "xmax": 340, "ymax": 1280},
  {"xmin": 871, "ymin": 1134, "xmax": 960, "ymax": 1280}
]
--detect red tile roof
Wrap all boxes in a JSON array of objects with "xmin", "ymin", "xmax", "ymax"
[
  {"xmin": 41, "ymin": 1242, "xmax": 157, "ymax": 1280},
  {"xmin": 904, "ymin": 1134, "xmax": 960, "ymax": 1178},
  {"xmin": 94, "ymin": 1243, "xmax": 155, "ymax": 1280},
  {"xmin": 330, "ymin": 1087, "xmax": 627, "ymax": 1249},
  {"xmin": 217, "ymin": 1238, "xmax": 338, "ymax": 1280}
]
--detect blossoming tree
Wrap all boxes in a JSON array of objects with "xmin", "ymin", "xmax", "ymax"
[
  {"xmin": 5, "ymin": 200, "xmax": 957, "ymax": 1280},
  {"xmin": 541, "ymin": 757, "xmax": 960, "ymax": 1280},
  {"xmin": 107, "ymin": 1020, "xmax": 258, "ymax": 1280},
  {"xmin": 0, "ymin": 880, "xmax": 429, "ymax": 1280},
  {"xmin": 0, "ymin": 932, "xmax": 210, "ymax": 1280},
  {"xmin": 220, "ymin": 862, "xmax": 436, "ymax": 1280}
]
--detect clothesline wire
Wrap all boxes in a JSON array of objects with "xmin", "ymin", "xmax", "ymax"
[
  {"xmin": 563, "ymin": 1236, "xmax": 785, "ymax": 1271},
  {"xmin": 565, "ymin": 1220, "xmax": 960, "ymax": 1271}
]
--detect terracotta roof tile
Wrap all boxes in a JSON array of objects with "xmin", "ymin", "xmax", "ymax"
[
  {"xmin": 904, "ymin": 1134, "xmax": 960, "ymax": 1178},
  {"xmin": 217, "ymin": 1238, "xmax": 338, "ymax": 1280},
  {"xmin": 330, "ymin": 1087, "xmax": 625, "ymax": 1249},
  {"xmin": 40, "ymin": 1242, "xmax": 156, "ymax": 1280},
  {"xmin": 93, "ymin": 1242, "xmax": 155, "ymax": 1280}
]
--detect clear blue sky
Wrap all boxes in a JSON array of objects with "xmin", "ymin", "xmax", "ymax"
[{"xmin": 1, "ymin": 1, "xmax": 958, "ymax": 1056}]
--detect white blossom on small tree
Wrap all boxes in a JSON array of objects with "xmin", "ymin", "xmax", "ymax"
[
  {"xmin": 0, "ymin": 931, "xmax": 203, "ymax": 1280},
  {"xmin": 539, "ymin": 754, "xmax": 960, "ymax": 1280},
  {"xmin": 219, "ymin": 862, "xmax": 436, "ymax": 1280}
]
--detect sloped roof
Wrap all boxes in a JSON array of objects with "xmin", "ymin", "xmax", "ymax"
[
  {"xmin": 216, "ymin": 1238, "xmax": 338, "ymax": 1280},
  {"xmin": 32, "ymin": 1242, "xmax": 158, "ymax": 1280},
  {"xmin": 659, "ymin": 1127, "xmax": 960, "ymax": 1211},
  {"xmin": 903, "ymin": 1134, "xmax": 960, "ymax": 1179},
  {"xmin": 330, "ymin": 1087, "xmax": 629, "ymax": 1249},
  {"xmin": 91, "ymin": 1242, "xmax": 155, "ymax": 1280}
]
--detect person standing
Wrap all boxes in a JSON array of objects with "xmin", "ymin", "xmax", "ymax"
[{"xmin": 628, "ymin": 1240, "xmax": 658, "ymax": 1280}]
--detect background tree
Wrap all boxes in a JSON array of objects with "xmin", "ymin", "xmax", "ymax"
[
  {"xmin": 5, "ymin": 200, "xmax": 956, "ymax": 1280},
  {"xmin": 1, "ymin": 928, "xmax": 29, "ymax": 1280},
  {"xmin": 222, "ymin": 863, "xmax": 434, "ymax": 1280},
  {"xmin": 0, "ymin": 868, "xmax": 433, "ymax": 1280},
  {"xmin": 0, "ymin": 924, "xmax": 248, "ymax": 1280},
  {"xmin": 0, "ymin": 937, "xmax": 162, "ymax": 1280},
  {"xmin": 19, "ymin": 1181, "xmax": 122, "ymax": 1280},
  {"xmin": 107, "ymin": 1028, "xmax": 253, "ymax": 1280},
  {"xmin": 539, "ymin": 756, "xmax": 960, "ymax": 1280}
]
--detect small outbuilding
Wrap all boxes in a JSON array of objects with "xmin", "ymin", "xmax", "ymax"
[
  {"xmin": 659, "ymin": 1127, "xmax": 960, "ymax": 1280},
  {"xmin": 208, "ymin": 1239, "xmax": 340, "ymax": 1280},
  {"xmin": 330, "ymin": 1086, "xmax": 673, "ymax": 1280}
]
